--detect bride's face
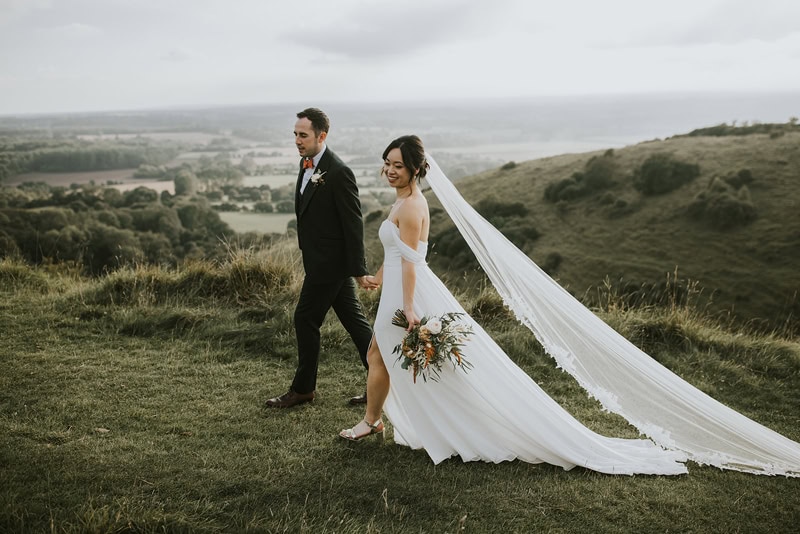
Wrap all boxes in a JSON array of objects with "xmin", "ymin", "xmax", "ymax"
[{"xmin": 383, "ymin": 148, "xmax": 414, "ymax": 190}]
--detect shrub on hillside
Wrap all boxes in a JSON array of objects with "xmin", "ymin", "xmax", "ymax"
[
  {"xmin": 38, "ymin": 225, "xmax": 89, "ymax": 263},
  {"xmin": 598, "ymin": 192, "xmax": 634, "ymax": 218},
  {"xmin": 541, "ymin": 251, "xmax": 562, "ymax": 275},
  {"xmin": 121, "ymin": 186, "xmax": 159, "ymax": 206},
  {"xmin": 471, "ymin": 198, "xmax": 538, "ymax": 249},
  {"xmin": 0, "ymin": 187, "xmax": 32, "ymax": 208},
  {"xmin": 475, "ymin": 198, "xmax": 528, "ymax": 219},
  {"xmin": 544, "ymin": 178, "xmax": 585, "ymax": 202},
  {"xmin": 544, "ymin": 150, "xmax": 617, "ymax": 203},
  {"xmin": 253, "ymin": 201, "xmax": 274, "ymax": 213},
  {"xmin": 688, "ymin": 178, "xmax": 757, "ymax": 230},
  {"xmin": 431, "ymin": 199, "xmax": 539, "ymax": 270},
  {"xmin": 102, "ymin": 188, "xmax": 123, "ymax": 207},
  {"xmin": 583, "ymin": 150, "xmax": 617, "ymax": 190},
  {"xmin": 84, "ymin": 222, "xmax": 142, "ymax": 274},
  {"xmin": 682, "ymin": 120, "xmax": 800, "ymax": 137},
  {"xmin": 496, "ymin": 222, "xmax": 540, "ymax": 246},
  {"xmin": 430, "ymin": 226, "xmax": 477, "ymax": 270},
  {"xmin": 127, "ymin": 206, "xmax": 183, "ymax": 244},
  {"xmin": 500, "ymin": 161, "xmax": 517, "ymax": 171},
  {"xmin": 723, "ymin": 168, "xmax": 754, "ymax": 189},
  {"xmin": 139, "ymin": 232, "xmax": 177, "ymax": 265},
  {"xmin": 633, "ymin": 153, "xmax": 700, "ymax": 195}
]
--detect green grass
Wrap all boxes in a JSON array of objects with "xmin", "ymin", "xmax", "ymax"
[{"xmin": 1, "ymin": 257, "xmax": 799, "ymax": 533}]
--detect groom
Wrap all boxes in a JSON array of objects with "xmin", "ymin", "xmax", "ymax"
[{"xmin": 265, "ymin": 107, "xmax": 374, "ymax": 408}]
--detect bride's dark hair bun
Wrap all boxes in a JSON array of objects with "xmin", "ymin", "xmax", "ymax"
[{"xmin": 382, "ymin": 135, "xmax": 427, "ymax": 182}]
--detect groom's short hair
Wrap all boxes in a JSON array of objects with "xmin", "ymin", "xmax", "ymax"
[{"xmin": 297, "ymin": 108, "xmax": 330, "ymax": 136}]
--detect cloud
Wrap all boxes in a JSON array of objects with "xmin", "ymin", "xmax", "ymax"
[
  {"xmin": 285, "ymin": 0, "xmax": 512, "ymax": 60},
  {"xmin": 39, "ymin": 22, "xmax": 102, "ymax": 38},
  {"xmin": 160, "ymin": 48, "xmax": 193, "ymax": 63},
  {"xmin": 623, "ymin": 0, "xmax": 800, "ymax": 48},
  {"xmin": 679, "ymin": 2, "xmax": 800, "ymax": 45},
  {"xmin": 0, "ymin": 0, "xmax": 52, "ymax": 26}
]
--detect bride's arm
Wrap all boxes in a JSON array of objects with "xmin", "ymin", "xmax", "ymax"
[{"xmin": 398, "ymin": 204, "xmax": 423, "ymax": 330}]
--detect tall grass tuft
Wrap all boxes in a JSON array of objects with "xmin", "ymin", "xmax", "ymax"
[
  {"xmin": 0, "ymin": 256, "xmax": 84, "ymax": 294},
  {"xmin": 0, "ymin": 257, "xmax": 52, "ymax": 293},
  {"xmin": 80, "ymin": 240, "xmax": 302, "ymax": 308}
]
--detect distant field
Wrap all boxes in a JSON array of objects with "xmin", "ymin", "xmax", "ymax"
[
  {"xmin": 241, "ymin": 174, "xmax": 296, "ymax": 188},
  {"xmin": 7, "ymin": 169, "xmax": 174, "ymax": 194},
  {"xmin": 217, "ymin": 211, "xmax": 294, "ymax": 233},
  {"xmin": 8, "ymin": 169, "xmax": 136, "ymax": 186},
  {"xmin": 76, "ymin": 132, "xmax": 240, "ymax": 144}
]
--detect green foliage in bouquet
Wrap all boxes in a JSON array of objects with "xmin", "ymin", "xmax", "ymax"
[{"xmin": 391, "ymin": 309, "xmax": 474, "ymax": 383}]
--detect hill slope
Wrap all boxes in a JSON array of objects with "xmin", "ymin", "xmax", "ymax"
[{"xmin": 366, "ymin": 129, "xmax": 800, "ymax": 334}]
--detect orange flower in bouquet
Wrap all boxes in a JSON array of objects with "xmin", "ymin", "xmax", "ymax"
[{"xmin": 391, "ymin": 309, "xmax": 474, "ymax": 383}]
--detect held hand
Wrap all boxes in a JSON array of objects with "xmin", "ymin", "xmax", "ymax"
[{"xmin": 356, "ymin": 275, "xmax": 380, "ymax": 290}]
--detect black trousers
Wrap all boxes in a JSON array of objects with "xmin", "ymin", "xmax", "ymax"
[{"xmin": 291, "ymin": 276, "xmax": 372, "ymax": 394}]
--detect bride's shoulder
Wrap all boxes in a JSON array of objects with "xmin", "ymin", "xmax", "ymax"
[
  {"xmin": 406, "ymin": 193, "xmax": 428, "ymax": 209},
  {"xmin": 397, "ymin": 195, "xmax": 427, "ymax": 217}
]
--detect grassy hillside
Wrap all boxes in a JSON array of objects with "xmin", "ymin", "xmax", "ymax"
[
  {"xmin": 1, "ymin": 253, "xmax": 799, "ymax": 532},
  {"xmin": 389, "ymin": 129, "xmax": 800, "ymax": 336}
]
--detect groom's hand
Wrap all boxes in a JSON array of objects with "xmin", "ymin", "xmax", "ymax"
[{"xmin": 356, "ymin": 275, "xmax": 380, "ymax": 290}]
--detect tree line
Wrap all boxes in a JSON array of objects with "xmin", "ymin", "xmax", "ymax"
[
  {"xmin": 0, "ymin": 182, "xmax": 238, "ymax": 275},
  {"xmin": 0, "ymin": 138, "xmax": 180, "ymax": 182}
]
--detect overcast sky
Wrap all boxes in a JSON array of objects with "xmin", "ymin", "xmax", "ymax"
[{"xmin": 1, "ymin": 0, "xmax": 799, "ymax": 115}]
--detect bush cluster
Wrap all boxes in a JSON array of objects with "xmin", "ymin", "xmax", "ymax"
[
  {"xmin": 544, "ymin": 150, "xmax": 617, "ymax": 203},
  {"xmin": 688, "ymin": 175, "xmax": 757, "ymax": 230},
  {"xmin": 0, "ymin": 184, "xmax": 234, "ymax": 274},
  {"xmin": 680, "ymin": 119, "xmax": 799, "ymax": 138},
  {"xmin": 632, "ymin": 153, "xmax": 700, "ymax": 195},
  {"xmin": 430, "ymin": 199, "xmax": 539, "ymax": 271},
  {"xmin": 598, "ymin": 192, "xmax": 633, "ymax": 218},
  {"xmin": 500, "ymin": 161, "xmax": 517, "ymax": 171},
  {"xmin": 540, "ymin": 251, "xmax": 562, "ymax": 275}
]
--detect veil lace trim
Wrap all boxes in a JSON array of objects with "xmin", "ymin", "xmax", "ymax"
[{"xmin": 423, "ymin": 154, "xmax": 800, "ymax": 477}]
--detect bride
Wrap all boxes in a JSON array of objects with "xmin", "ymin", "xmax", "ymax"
[{"xmin": 339, "ymin": 135, "xmax": 800, "ymax": 477}]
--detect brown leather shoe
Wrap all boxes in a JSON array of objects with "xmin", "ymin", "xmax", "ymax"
[
  {"xmin": 265, "ymin": 390, "xmax": 315, "ymax": 408},
  {"xmin": 348, "ymin": 392, "xmax": 367, "ymax": 405}
]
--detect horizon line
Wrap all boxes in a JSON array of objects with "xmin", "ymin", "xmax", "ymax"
[{"xmin": 2, "ymin": 89, "xmax": 799, "ymax": 120}]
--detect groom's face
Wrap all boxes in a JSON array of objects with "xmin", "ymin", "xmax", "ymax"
[{"xmin": 294, "ymin": 118, "xmax": 326, "ymax": 159}]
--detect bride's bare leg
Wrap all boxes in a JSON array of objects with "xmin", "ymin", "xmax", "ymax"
[
  {"xmin": 365, "ymin": 336, "xmax": 389, "ymax": 424},
  {"xmin": 339, "ymin": 336, "xmax": 389, "ymax": 441}
]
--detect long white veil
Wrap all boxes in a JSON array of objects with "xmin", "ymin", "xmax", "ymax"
[{"xmin": 424, "ymin": 154, "xmax": 800, "ymax": 477}]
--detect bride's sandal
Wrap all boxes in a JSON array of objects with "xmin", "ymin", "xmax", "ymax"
[{"xmin": 339, "ymin": 419, "xmax": 385, "ymax": 443}]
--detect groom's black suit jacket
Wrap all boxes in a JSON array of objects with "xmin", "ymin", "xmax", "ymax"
[{"xmin": 294, "ymin": 148, "xmax": 368, "ymax": 283}]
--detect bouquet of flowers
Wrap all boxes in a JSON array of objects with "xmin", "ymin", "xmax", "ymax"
[{"xmin": 391, "ymin": 309, "xmax": 474, "ymax": 383}]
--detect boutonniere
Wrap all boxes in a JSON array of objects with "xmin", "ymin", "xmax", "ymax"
[{"xmin": 310, "ymin": 170, "xmax": 327, "ymax": 186}]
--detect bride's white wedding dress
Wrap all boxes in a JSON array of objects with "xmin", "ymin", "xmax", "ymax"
[
  {"xmin": 368, "ymin": 155, "xmax": 800, "ymax": 477},
  {"xmin": 374, "ymin": 219, "xmax": 687, "ymax": 474}
]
